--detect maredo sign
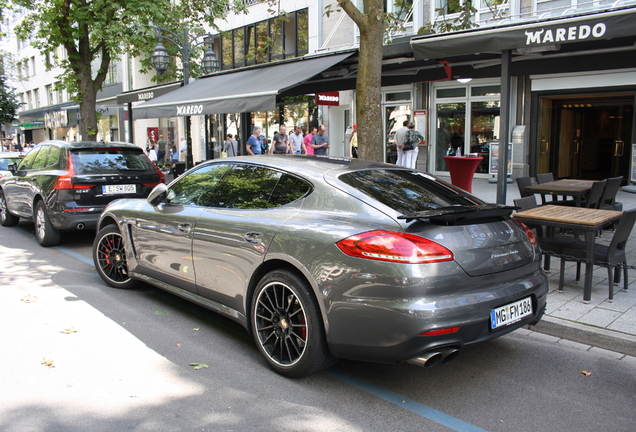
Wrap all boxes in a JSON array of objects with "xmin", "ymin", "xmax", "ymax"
[{"xmin": 315, "ymin": 92, "xmax": 340, "ymax": 106}]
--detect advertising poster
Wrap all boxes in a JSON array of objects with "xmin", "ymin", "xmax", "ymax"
[
  {"xmin": 147, "ymin": 127, "xmax": 159, "ymax": 144},
  {"xmin": 489, "ymin": 143, "xmax": 513, "ymax": 175}
]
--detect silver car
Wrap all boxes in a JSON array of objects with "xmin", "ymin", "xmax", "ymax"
[{"xmin": 92, "ymin": 156, "xmax": 548, "ymax": 377}]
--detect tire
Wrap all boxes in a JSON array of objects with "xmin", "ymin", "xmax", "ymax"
[
  {"xmin": 34, "ymin": 200, "xmax": 61, "ymax": 247},
  {"xmin": 251, "ymin": 269, "xmax": 336, "ymax": 377},
  {"xmin": 0, "ymin": 190, "xmax": 19, "ymax": 227},
  {"xmin": 93, "ymin": 225, "xmax": 139, "ymax": 289}
]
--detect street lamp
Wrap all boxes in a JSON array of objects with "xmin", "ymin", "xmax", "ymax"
[{"xmin": 150, "ymin": 25, "xmax": 220, "ymax": 169}]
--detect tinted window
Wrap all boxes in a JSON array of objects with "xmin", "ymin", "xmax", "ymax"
[
  {"xmin": 71, "ymin": 149, "xmax": 153, "ymax": 174},
  {"xmin": 212, "ymin": 165, "xmax": 283, "ymax": 209},
  {"xmin": 339, "ymin": 170, "xmax": 484, "ymax": 214},
  {"xmin": 269, "ymin": 173, "xmax": 311, "ymax": 207},
  {"xmin": 46, "ymin": 146, "xmax": 60, "ymax": 168},
  {"xmin": 166, "ymin": 163, "xmax": 231, "ymax": 206},
  {"xmin": 17, "ymin": 147, "xmax": 41, "ymax": 170},
  {"xmin": 31, "ymin": 146, "xmax": 51, "ymax": 170}
]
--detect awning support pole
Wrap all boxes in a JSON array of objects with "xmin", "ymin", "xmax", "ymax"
[{"xmin": 497, "ymin": 49, "xmax": 512, "ymax": 205}]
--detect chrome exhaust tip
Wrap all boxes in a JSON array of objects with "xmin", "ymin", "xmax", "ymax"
[
  {"xmin": 439, "ymin": 347, "xmax": 460, "ymax": 364},
  {"xmin": 407, "ymin": 351, "xmax": 444, "ymax": 368},
  {"xmin": 76, "ymin": 223, "xmax": 85, "ymax": 230}
]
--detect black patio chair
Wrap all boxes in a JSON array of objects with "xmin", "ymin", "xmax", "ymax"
[
  {"xmin": 516, "ymin": 176, "xmax": 533, "ymax": 198},
  {"xmin": 558, "ymin": 208, "xmax": 636, "ymax": 301},
  {"xmin": 598, "ymin": 176, "xmax": 623, "ymax": 210},
  {"xmin": 551, "ymin": 179, "xmax": 607, "ymax": 209}
]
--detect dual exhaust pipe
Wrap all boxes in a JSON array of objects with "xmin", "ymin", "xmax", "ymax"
[{"xmin": 407, "ymin": 347, "xmax": 460, "ymax": 368}]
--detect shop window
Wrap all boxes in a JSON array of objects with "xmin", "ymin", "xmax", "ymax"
[
  {"xmin": 471, "ymin": 85, "xmax": 500, "ymax": 97},
  {"xmin": 245, "ymin": 25, "xmax": 256, "ymax": 65},
  {"xmin": 297, "ymin": 10, "xmax": 308, "ymax": 55},
  {"xmin": 385, "ymin": 91, "xmax": 411, "ymax": 102},
  {"xmin": 437, "ymin": 87, "xmax": 466, "ymax": 98},
  {"xmin": 233, "ymin": 28, "xmax": 245, "ymax": 67},
  {"xmin": 270, "ymin": 19, "xmax": 284, "ymax": 62},
  {"xmin": 256, "ymin": 22, "xmax": 269, "ymax": 64},
  {"xmin": 222, "ymin": 34, "xmax": 233, "ymax": 70}
]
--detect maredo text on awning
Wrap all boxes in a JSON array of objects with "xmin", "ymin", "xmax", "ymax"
[{"xmin": 315, "ymin": 92, "xmax": 340, "ymax": 106}]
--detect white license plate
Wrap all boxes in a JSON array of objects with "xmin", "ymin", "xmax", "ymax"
[
  {"xmin": 102, "ymin": 184, "xmax": 137, "ymax": 195},
  {"xmin": 490, "ymin": 297, "xmax": 533, "ymax": 329}
]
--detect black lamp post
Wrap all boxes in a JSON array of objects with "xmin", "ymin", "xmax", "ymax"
[{"xmin": 150, "ymin": 25, "xmax": 220, "ymax": 169}]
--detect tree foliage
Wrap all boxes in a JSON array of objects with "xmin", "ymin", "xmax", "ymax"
[
  {"xmin": 11, "ymin": 0, "xmax": 244, "ymax": 141},
  {"xmin": 0, "ymin": 70, "xmax": 21, "ymax": 127}
]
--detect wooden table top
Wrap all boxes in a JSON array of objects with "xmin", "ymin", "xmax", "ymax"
[
  {"xmin": 525, "ymin": 179, "xmax": 595, "ymax": 193},
  {"xmin": 513, "ymin": 205, "xmax": 623, "ymax": 226}
]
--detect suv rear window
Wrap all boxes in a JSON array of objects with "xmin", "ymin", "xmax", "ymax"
[
  {"xmin": 71, "ymin": 149, "xmax": 154, "ymax": 174},
  {"xmin": 339, "ymin": 169, "xmax": 484, "ymax": 214}
]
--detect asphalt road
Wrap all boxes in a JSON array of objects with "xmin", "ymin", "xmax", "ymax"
[{"xmin": 1, "ymin": 222, "xmax": 635, "ymax": 432}]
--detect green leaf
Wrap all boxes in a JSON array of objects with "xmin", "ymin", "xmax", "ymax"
[{"xmin": 189, "ymin": 363, "xmax": 209, "ymax": 370}]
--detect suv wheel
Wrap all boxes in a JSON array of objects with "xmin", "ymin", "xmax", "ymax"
[
  {"xmin": 0, "ymin": 190, "xmax": 19, "ymax": 226},
  {"xmin": 34, "ymin": 200, "xmax": 61, "ymax": 247}
]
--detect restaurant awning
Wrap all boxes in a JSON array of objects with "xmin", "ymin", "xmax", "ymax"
[
  {"xmin": 133, "ymin": 52, "xmax": 354, "ymax": 119},
  {"xmin": 116, "ymin": 81, "xmax": 182, "ymax": 104},
  {"xmin": 411, "ymin": 7, "xmax": 636, "ymax": 60}
]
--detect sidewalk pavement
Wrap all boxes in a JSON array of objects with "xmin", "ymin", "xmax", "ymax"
[{"xmin": 458, "ymin": 176, "xmax": 636, "ymax": 357}]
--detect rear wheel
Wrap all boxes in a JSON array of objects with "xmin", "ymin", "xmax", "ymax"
[
  {"xmin": 34, "ymin": 201, "xmax": 61, "ymax": 247},
  {"xmin": 93, "ymin": 225, "xmax": 138, "ymax": 289},
  {"xmin": 251, "ymin": 269, "xmax": 336, "ymax": 377},
  {"xmin": 0, "ymin": 190, "xmax": 19, "ymax": 226}
]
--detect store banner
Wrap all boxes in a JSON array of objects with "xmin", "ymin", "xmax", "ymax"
[{"xmin": 315, "ymin": 92, "xmax": 340, "ymax": 106}]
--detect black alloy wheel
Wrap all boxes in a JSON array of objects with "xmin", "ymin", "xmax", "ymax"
[
  {"xmin": 34, "ymin": 200, "xmax": 61, "ymax": 247},
  {"xmin": 93, "ymin": 225, "xmax": 138, "ymax": 289},
  {"xmin": 0, "ymin": 190, "xmax": 19, "ymax": 226},
  {"xmin": 251, "ymin": 270, "xmax": 336, "ymax": 377}
]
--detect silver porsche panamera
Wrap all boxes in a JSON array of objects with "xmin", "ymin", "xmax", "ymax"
[{"xmin": 92, "ymin": 156, "xmax": 548, "ymax": 377}]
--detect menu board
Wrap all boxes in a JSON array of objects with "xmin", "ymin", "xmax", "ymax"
[{"xmin": 489, "ymin": 143, "xmax": 512, "ymax": 175}]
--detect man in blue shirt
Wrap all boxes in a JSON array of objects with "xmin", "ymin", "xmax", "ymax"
[
  {"xmin": 311, "ymin": 125, "xmax": 330, "ymax": 156},
  {"xmin": 247, "ymin": 127, "xmax": 262, "ymax": 155}
]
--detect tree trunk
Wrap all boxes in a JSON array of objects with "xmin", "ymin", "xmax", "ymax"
[{"xmin": 78, "ymin": 72, "xmax": 98, "ymax": 141}]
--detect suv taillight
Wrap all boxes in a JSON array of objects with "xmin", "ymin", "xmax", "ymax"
[
  {"xmin": 54, "ymin": 153, "xmax": 94, "ymax": 191},
  {"xmin": 147, "ymin": 155, "xmax": 165, "ymax": 184},
  {"xmin": 336, "ymin": 230, "xmax": 453, "ymax": 264}
]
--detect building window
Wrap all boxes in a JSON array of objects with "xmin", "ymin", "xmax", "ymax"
[
  {"xmin": 46, "ymin": 85, "xmax": 54, "ymax": 106},
  {"xmin": 33, "ymin": 88, "xmax": 40, "ymax": 108},
  {"xmin": 220, "ymin": 9, "xmax": 308, "ymax": 70},
  {"xmin": 104, "ymin": 62, "xmax": 118, "ymax": 85}
]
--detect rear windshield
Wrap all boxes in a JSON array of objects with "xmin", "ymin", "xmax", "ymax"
[
  {"xmin": 0, "ymin": 158, "xmax": 21, "ymax": 170},
  {"xmin": 339, "ymin": 169, "xmax": 484, "ymax": 214},
  {"xmin": 71, "ymin": 149, "xmax": 154, "ymax": 174}
]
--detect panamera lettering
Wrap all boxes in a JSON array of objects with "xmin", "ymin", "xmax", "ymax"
[
  {"xmin": 471, "ymin": 229, "xmax": 514, "ymax": 238},
  {"xmin": 176, "ymin": 105, "xmax": 204, "ymax": 115},
  {"xmin": 525, "ymin": 23, "xmax": 606, "ymax": 45},
  {"xmin": 491, "ymin": 250, "xmax": 519, "ymax": 259}
]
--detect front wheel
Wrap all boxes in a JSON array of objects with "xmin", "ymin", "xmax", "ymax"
[
  {"xmin": 34, "ymin": 201, "xmax": 60, "ymax": 247},
  {"xmin": 93, "ymin": 225, "xmax": 138, "ymax": 289},
  {"xmin": 251, "ymin": 270, "xmax": 336, "ymax": 377},
  {"xmin": 0, "ymin": 190, "xmax": 19, "ymax": 226}
]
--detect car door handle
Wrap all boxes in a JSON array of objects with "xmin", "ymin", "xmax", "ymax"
[
  {"xmin": 244, "ymin": 232, "xmax": 262, "ymax": 243},
  {"xmin": 178, "ymin": 223, "xmax": 192, "ymax": 233}
]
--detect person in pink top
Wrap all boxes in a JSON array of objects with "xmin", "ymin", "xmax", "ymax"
[{"xmin": 303, "ymin": 126, "xmax": 317, "ymax": 155}]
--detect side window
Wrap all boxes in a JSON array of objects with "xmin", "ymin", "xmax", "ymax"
[
  {"xmin": 45, "ymin": 146, "xmax": 61, "ymax": 168},
  {"xmin": 211, "ymin": 164, "xmax": 283, "ymax": 209},
  {"xmin": 17, "ymin": 147, "xmax": 41, "ymax": 170},
  {"xmin": 165, "ymin": 163, "xmax": 231, "ymax": 206},
  {"xmin": 30, "ymin": 146, "xmax": 51, "ymax": 170},
  {"xmin": 269, "ymin": 173, "xmax": 311, "ymax": 207}
]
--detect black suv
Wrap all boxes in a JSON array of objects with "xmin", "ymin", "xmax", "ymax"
[{"xmin": 0, "ymin": 140, "xmax": 164, "ymax": 246}]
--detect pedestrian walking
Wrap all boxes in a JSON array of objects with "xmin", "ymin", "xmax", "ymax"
[
  {"xmin": 311, "ymin": 125, "xmax": 330, "ymax": 156},
  {"xmin": 223, "ymin": 133, "xmax": 238, "ymax": 157},
  {"xmin": 179, "ymin": 136, "xmax": 187, "ymax": 162},
  {"xmin": 394, "ymin": 120, "xmax": 409, "ymax": 167},
  {"xmin": 401, "ymin": 122, "xmax": 424, "ymax": 169},
  {"xmin": 246, "ymin": 127, "xmax": 263, "ymax": 155},
  {"xmin": 304, "ymin": 126, "xmax": 316, "ymax": 155},
  {"xmin": 349, "ymin": 124, "xmax": 358, "ymax": 158},
  {"xmin": 156, "ymin": 134, "xmax": 167, "ymax": 162},
  {"xmin": 270, "ymin": 125, "xmax": 290, "ymax": 154},
  {"xmin": 289, "ymin": 126, "xmax": 304, "ymax": 154}
]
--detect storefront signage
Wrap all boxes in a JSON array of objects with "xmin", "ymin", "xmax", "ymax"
[
  {"xmin": 316, "ymin": 92, "xmax": 340, "ymax": 106},
  {"xmin": 12, "ymin": 121, "xmax": 45, "ymax": 128},
  {"xmin": 138, "ymin": 92, "xmax": 154, "ymax": 101},
  {"xmin": 489, "ymin": 143, "xmax": 513, "ymax": 176},
  {"xmin": 525, "ymin": 23, "xmax": 606, "ymax": 45},
  {"xmin": 176, "ymin": 104, "xmax": 204, "ymax": 116}
]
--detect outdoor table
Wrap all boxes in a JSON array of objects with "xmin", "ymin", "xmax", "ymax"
[
  {"xmin": 525, "ymin": 179, "xmax": 595, "ymax": 206},
  {"xmin": 513, "ymin": 205, "xmax": 623, "ymax": 303},
  {"xmin": 443, "ymin": 156, "xmax": 483, "ymax": 193}
]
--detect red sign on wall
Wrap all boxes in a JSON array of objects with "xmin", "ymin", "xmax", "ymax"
[
  {"xmin": 147, "ymin": 127, "xmax": 159, "ymax": 143},
  {"xmin": 315, "ymin": 92, "xmax": 340, "ymax": 106}
]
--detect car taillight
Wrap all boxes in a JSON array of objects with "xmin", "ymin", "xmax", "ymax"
[
  {"xmin": 336, "ymin": 230, "xmax": 454, "ymax": 264},
  {"xmin": 515, "ymin": 221, "xmax": 538, "ymax": 245},
  {"xmin": 147, "ymin": 155, "xmax": 165, "ymax": 184},
  {"xmin": 53, "ymin": 154, "xmax": 95, "ymax": 190}
]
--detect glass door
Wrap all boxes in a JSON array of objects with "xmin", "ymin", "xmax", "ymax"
[{"xmin": 435, "ymin": 102, "xmax": 465, "ymax": 172}]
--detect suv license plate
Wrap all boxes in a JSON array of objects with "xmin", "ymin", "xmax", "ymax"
[
  {"xmin": 490, "ymin": 297, "xmax": 533, "ymax": 329},
  {"xmin": 102, "ymin": 184, "xmax": 137, "ymax": 195}
]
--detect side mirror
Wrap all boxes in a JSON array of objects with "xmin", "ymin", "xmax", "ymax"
[
  {"xmin": 147, "ymin": 183, "xmax": 168, "ymax": 206},
  {"xmin": 8, "ymin": 163, "xmax": 17, "ymax": 175}
]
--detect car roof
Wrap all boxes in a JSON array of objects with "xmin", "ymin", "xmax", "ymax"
[
  {"xmin": 35, "ymin": 140, "xmax": 142, "ymax": 150},
  {"xmin": 210, "ymin": 155, "xmax": 404, "ymax": 182}
]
